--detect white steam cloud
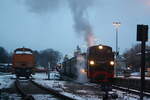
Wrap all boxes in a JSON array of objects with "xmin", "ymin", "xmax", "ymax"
[
  {"xmin": 68, "ymin": 0, "xmax": 95, "ymax": 47},
  {"xmin": 76, "ymin": 55, "xmax": 88, "ymax": 83},
  {"xmin": 22, "ymin": 0, "xmax": 95, "ymax": 47},
  {"xmin": 23, "ymin": 0, "xmax": 62, "ymax": 14}
]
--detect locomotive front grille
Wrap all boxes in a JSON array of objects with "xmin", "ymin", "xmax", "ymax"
[{"xmin": 95, "ymin": 74, "xmax": 106, "ymax": 80}]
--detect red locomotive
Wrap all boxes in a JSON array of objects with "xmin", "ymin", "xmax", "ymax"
[
  {"xmin": 87, "ymin": 45, "xmax": 114, "ymax": 82},
  {"xmin": 12, "ymin": 47, "xmax": 35, "ymax": 78},
  {"xmin": 61, "ymin": 44, "xmax": 115, "ymax": 83}
]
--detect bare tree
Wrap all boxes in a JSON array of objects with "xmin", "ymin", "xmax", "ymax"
[
  {"xmin": 33, "ymin": 50, "xmax": 40, "ymax": 65},
  {"xmin": 123, "ymin": 44, "xmax": 150, "ymax": 72},
  {"xmin": 0, "ymin": 47, "xmax": 9, "ymax": 63},
  {"xmin": 38, "ymin": 49, "xmax": 62, "ymax": 69}
]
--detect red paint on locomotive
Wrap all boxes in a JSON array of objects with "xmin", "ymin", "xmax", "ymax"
[{"xmin": 87, "ymin": 45, "xmax": 115, "ymax": 82}]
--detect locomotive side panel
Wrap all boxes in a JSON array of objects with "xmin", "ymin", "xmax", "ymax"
[
  {"xmin": 62, "ymin": 57, "xmax": 78, "ymax": 78},
  {"xmin": 70, "ymin": 57, "xmax": 78, "ymax": 78}
]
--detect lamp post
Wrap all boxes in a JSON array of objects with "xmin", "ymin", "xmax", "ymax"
[{"xmin": 113, "ymin": 22, "xmax": 121, "ymax": 76}]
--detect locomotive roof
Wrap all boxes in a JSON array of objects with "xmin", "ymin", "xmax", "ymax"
[
  {"xmin": 14, "ymin": 47, "xmax": 33, "ymax": 53},
  {"xmin": 88, "ymin": 44, "xmax": 112, "ymax": 50}
]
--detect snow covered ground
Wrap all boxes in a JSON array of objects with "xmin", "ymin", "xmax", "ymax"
[
  {"xmin": 0, "ymin": 73, "xmax": 15, "ymax": 89},
  {"xmin": 33, "ymin": 72, "xmax": 102, "ymax": 100},
  {"xmin": 112, "ymin": 89, "xmax": 150, "ymax": 100},
  {"xmin": 116, "ymin": 75, "xmax": 150, "ymax": 80},
  {"xmin": 33, "ymin": 94, "xmax": 61, "ymax": 100},
  {"xmin": 0, "ymin": 72, "xmax": 149, "ymax": 100},
  {"xmin": 33, "ymin": 72, "xmax": 150, "ymax": 100},
  {"xmin": 0, "ymin": 72, "xmax": 21, "ymax": 100}
]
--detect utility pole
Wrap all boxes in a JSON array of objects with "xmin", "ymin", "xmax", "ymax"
[
  {"xmin": 113, "ymin": 22, "xmax": 121, "ymax": 76},
  {"xmin": 48, "ymin": 62, "xmax": 50, "ymax": 80}
]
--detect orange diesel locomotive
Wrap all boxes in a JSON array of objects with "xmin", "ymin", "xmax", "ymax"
[{"xmin": 12, "ymin": 47, "xmax": 35, "ymax": 78}]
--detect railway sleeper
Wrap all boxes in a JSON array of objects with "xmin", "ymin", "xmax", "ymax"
[
  {"xmin": 15, "ymin": 79, "xmax": 35, "ymax": 100},
  {"xmin": 31, "ymin": 80, "xmax": 75, "ymax": 100}
]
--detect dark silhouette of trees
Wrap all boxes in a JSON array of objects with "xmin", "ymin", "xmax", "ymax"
[
  {"xmin": 0, "ymin": 47, "xmax": 9, "ymax": 63},
  {"xmin": 123, "ymin": 44, "xmax": 150, "ymax": 72},
  {"xmin": 33, "ymin": 50, "xmax": 40, "ymax": 65},
  {"xmin": 33, "ymin": 49, "xmax": 62, "ymax": 68}
]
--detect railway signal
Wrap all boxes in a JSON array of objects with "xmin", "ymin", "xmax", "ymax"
[
  {"xmin": 137, "ymin": 25, "xmax": 148, "ymax": 41},
  {"xmin": 136, "ymin": 24, "xmax": 149, "ymax": 100}
]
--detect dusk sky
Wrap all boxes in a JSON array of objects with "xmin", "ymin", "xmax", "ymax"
[{"xmin": 1, "ymin": 0, "xmax": 150, "ymax": 57}]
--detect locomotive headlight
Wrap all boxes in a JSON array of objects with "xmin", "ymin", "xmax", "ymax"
[
  {"xmin": 98, "ymin": 45, "xmax": 103, "ymax": 50},
  {"xmin": 80, "ymin": 69, "xmax": 86, "ymax": 73},
  {"xmin": 110, "ymin": 61, "xmax": 115, "ymax": 66},
  {"xmin": 90, "ymin": 60, "xmax": 95, "ymax": 65}
]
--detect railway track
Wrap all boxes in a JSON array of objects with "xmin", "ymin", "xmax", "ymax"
[
  {"xmin": 15, "ymin": 79, "xmax": 75, "ymax": 100},
  {"xmin": 15, "ymin": 79, "xmax": 36, "ymax": 100},
  {"xmin": 112, "ymin": 77, "xmax": 150, "ymax": 98},
  {"xmin": 112, "ymin": 85, "xmax": 150, "ymax": 97}
]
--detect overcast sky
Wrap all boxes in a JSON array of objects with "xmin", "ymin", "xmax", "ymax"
[{"xmin": 0, "ymin": 0, "xmax": 150, "ymax": 56}]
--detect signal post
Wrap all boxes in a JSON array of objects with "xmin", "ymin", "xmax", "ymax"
[{"xmin": 137, "ymin": 24, "xmax": 148, "ymax": 100}]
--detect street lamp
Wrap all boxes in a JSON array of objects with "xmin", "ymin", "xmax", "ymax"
[
  {"xmin": 113, "ymin": 22, "xmax": 121, "ymax": 58},
  {"xmin": 113, "ymin": 22, "xmax": 121, "ymax": 76}
]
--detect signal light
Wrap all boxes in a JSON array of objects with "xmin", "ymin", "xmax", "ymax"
[
  {"xmin": 90, "ymin": 60, "xmax": 95, "ymax": 65},
  {"xmin": 98, "ymin": 45, "xmax": 103, "ymax": 50},
  {"xmin": 80, "ymin": 69, "xmax": 86, "ymax": 73},
  {"xmin": 110, "ymin": 61, "xmax": 115, "ymax": 66}
]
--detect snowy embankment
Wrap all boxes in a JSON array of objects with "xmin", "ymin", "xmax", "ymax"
[
  {"xmin": 33, "ymin": 72, "xmax": 102, "ymax": 100},
  {"xmin": 0, "ymin": 73, "xmax": 15, "ymax": 89},
  {"xmin": 33, "ymin": 72, "xmax": 150, "ymax": 100}
]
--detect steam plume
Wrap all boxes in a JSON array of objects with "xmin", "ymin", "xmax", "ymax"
[
  {"xmin": 68, "ymin": 0, "xmax": 95, "ymax": 47},
  {"xmin": 76, "ymin": 55, "xmax": 88, "ymax": 83},
  {"xmin": 23, "ymin": 0, "xmax": 62, "ymax": 14},
  {"xmin": 22, "ymin": 0, "xmax": 95, "ymax": 46}
]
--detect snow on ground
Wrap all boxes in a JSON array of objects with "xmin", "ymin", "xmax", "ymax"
[
  {"xmin": 1, "ymin": 93, "xmax": 21, "ymax": 100},
  {"xmin": 113, "ymin": 89, "xmax": 150, "ymax": 100},
  {"xmin": 0, "ymin": 72, "xmax": 21, "ymax": 100},
  {"xmin": 33, "ymin": 72, "xmax": 150, "ymax": 100},
  {"xmin": 32, "ymin": 71, "xmax": 60, "ymax": 80},
  {"xmin": 33, "ymin": 94, "xmax": 61, "ymax": 100},
  {"xmin": 33, "ymin": 72, "xmax": 102, "ymax": 100},
  {"xmin": 116, "ymin": 75, "xmax": 150, "ymax": 80},
  {"xmin": 32, "ymin": 73, "xmax": 48, "ymax": 80},
  {"xmin": 0, "ymin": 73, "xmax": 15, "ymax": 89}
]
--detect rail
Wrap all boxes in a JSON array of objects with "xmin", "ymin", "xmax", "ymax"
[
  {"xmin": 31, "ymin": 80, "xmax": 75, "ymax": 100},
  {"xmin": 15, "ymin": 79, "xmax": 35, "ymax": 100}
]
